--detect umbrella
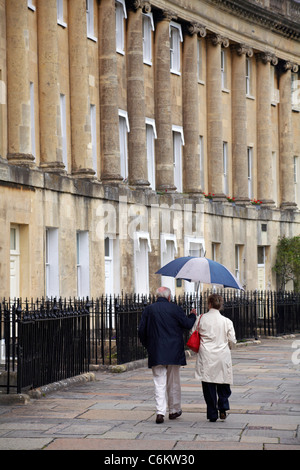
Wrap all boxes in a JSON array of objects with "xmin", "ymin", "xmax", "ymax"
[{"xmin": 156, "ymin": 256, "xmax": 244, "ymax": 290}]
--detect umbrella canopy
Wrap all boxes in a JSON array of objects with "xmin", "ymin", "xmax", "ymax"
[{"xmin": 156, "ymin": 256, "xmax": 244, "ymax": 290}]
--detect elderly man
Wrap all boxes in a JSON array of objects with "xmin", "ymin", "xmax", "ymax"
[{"xmin": 138, "ymin": 286, "xmax": 196, "ymax": 424}]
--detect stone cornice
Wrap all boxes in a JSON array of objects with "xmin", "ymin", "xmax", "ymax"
[{"xmin": 206, "ymin": 0, "xmax": 300, "ymax": 41}]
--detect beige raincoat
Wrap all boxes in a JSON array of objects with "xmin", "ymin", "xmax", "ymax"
[{"xmin": 191, "ymin": 308, "xmax": 237, "ymax": 384}]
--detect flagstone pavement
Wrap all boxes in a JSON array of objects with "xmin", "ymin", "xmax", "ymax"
[{"xmin": 0, "ymin": 335, "xmax": 299, "ymax": 452}]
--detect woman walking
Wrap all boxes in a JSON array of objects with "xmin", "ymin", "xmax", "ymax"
[{"xmin": 191, "ymin": 293, "xmax": 237, "ymax": 421}]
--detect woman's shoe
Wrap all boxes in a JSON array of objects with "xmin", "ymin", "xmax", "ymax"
[{"xmin": 219, "ymin": 410, "xmax": 227, "ymax": 420}]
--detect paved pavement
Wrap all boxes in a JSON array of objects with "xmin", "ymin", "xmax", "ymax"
[{"xmin": 0, "ymin": 335, "xmax": 299, "ymax": 452}]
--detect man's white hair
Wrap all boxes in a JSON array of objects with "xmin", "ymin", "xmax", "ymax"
[{"xmin": 156, "ymin": 286, "xmax": 171, "ymax": 299}]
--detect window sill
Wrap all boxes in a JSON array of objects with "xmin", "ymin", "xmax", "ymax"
[
  {"xmin": 246, "ymin": 94, "xmax": 255, "ymax": 101},
  {"xmin": 170, "ymin": 69, "xmax": 181, "ymax": 76},
  {"xmin": 57, "ymin": 20, "xmax": 67, "ymax": 29},
  {"xmin": 88, "ymin": 34, "xmax": 97, "ymax": 43}
]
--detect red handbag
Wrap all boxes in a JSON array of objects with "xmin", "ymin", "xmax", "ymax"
[{"xmin": 186, "ymin": 315, "xmax": 203, "ymax": 353}]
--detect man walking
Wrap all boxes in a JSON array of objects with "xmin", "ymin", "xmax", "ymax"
[{"xmin": 138, "ymin": 286, "xmax": 196, "ymax": 423}]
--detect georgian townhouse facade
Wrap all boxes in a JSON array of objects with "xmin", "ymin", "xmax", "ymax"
[{"xmin": 0, "ymin": 0, "xmax": 300, "ymax": 299}]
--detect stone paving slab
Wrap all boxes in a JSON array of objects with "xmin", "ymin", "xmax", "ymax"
[{"xmin": 0, "ymin": 335, "xmax": 299, "ymax": 452}]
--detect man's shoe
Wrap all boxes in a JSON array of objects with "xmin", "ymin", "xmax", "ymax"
[
  {"xmin": 219, "ymin": 410, "xmax": 227, "ymax": 420},
  {"xmin": 169, "ymin": 410, "xmax": 182, "ymax": 420},
  {"xmin": 156, "ymin": 414, "xmax": 164, "ymax": 424}
]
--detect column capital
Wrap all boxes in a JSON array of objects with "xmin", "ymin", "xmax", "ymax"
[
  {"xmin": 156, "ymin": 9, "xmax": 177, "ymax": 22},
  {"xmin": 128, "ymin": 0, "xmax": 151, "ymax": 12},
  {"xmin": 207, "ymin": 33, "xmax": 229, "ymax": 48},
  {"xmin": 256, "ymin": 51, "xmax": 278, "ymax": 65},
  {"xmin": 230, "ymin": 43, "xmax": 253, "ymax": 57},
  {"xmin": 186, "ymin": 22, "xmax": 207, "ymax": 37},
  {"xmin": 283, "ymin": 60, "xmax": 299, "ymax": 73}
]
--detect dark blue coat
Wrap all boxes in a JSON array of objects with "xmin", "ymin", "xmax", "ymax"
[{"xmin": 138, "ymin": 297, "xmax": 196, "ymax": 368}]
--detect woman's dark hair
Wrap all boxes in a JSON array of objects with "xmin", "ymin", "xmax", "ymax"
[{"xmin": 208, "ymin": 293, "xmax": 224, "ymax": 310}]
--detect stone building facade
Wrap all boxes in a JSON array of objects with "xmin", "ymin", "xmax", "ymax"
[{"xmin": 0, "ymin": 0, "xmax": 300, "ymax": 299}]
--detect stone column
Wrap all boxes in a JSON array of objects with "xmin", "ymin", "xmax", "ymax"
[
  {"xmin": 231, "ymin": 44, "xmax": 253, "ymax": 204},
  {"xmin": 256, "ymin": 52, "xmax": 277, "ymax": 206},
  {"xmin": 154, "ymin": 10, "xmax": 176, "ymax": 192},
  {"xmin": 99, "ymin": 0, "xmax": 123, "ymax": 183},
  {"xmin": 6, "ymin": 0, "xmax": 34, "ymax": 167},
  {"xmin": 182, "ymin": 23, "xmax": 206, "ymax": 194},
  {"xmin": 69, "ymin": 0, "xmax": 95, "ymax": 178},
  {"xmin": 206, "ymin": 34, "xmax": 228, "ymax": 200},
  {"xmin": 127, "ymin": 1, "xmax": 149, "ymax": 188},
  {"xmin": 279, "ymin": 61, "xmax": 298, "ymax": 210},
  {"xmin": 37, "ymin": 0, "xmax": 65, "ymax": 174}
]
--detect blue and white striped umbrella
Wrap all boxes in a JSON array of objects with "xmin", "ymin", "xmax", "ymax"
[{"xmin": 156, "ymin": 256, "xmax": 244, "ymax": 290}]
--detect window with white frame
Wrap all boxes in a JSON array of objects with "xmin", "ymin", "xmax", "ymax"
[
  {"xmin": 60, "ymin": 94, "xmax": 68, "ymax": 171},
  {"xmin": 119, "ymin": 109, "xmax": 130, "ymax": 180},
  {"xmin": 184, "ymin": 237, "xmax": 205, "ymax": 292},
  {"xmin": 77, "ymin": 231, "xmax": 90, "ymax": 298},
  {"xmin": 246, "ymin": 57, "xmax": 251, "ymax": 96},
  {"xmin": 197, "ymin": 38, "xmax": 204, "ymax": 82},
  {"xmin": 45, "ymin": 228, "xmax": 59, "ymax": 298},
  {"xmin": 221, "ymin": 49, "xmax": 227, "ymax": 89},
  {"xmin": 272, "ymin": 151, "xmax": 278, "ymax": 206},
  {"xmin": 235, "ymin": 245, "xmax": 243, "ymax": 281},
  {"xmin": 199, "ymin": 136, "xmax": 205, "ymax": 190},
  {"xmin": 291, "ymin": 72, "xmax": 300, "ymax": 111},
  {"xmin": 146, "ymin": 118, "xmax": 157, "ymax": 189},
  {"xmin": 10, "ymin": 224, "xmax": 20, "ymax": 300},
  {"xmin": 143, "ymin": 12, "xmax": 154, "ymax": 65},
  {"xmin": 223, "ymin": 141, "xmax": 228, "ymax": 195},
  {"xmin": 90, "ymin": 104, "xmax": 97, "ymax": 176},
  {"xmin": 173, "ymin": 126, "xmax": 184, "ymax": 193},
  {"xmin": 247, "ymin": 146, "xmax": 253, "ymax": 199},
  {"xmin": 160, "ymin": 234, "xmax": 177, "ymax": 293},
  {"xmin": 86, "ymin": 0, "xmax": 97, "ymax": 41},
  {"xmin": 105, "ymin": 235, "xmax": 120, "ymax": 298},
  {"xmin": 57, "ymin": 0, "xmax": 67, "ymax": 27},
  {"xmin": 271, "ymin": 65, "xmax": 279, "ymax": 105},
  {"xmin": 30, "ymin": 82, "xmax": 35, "ymax": 159},
  {"xmin": 211, "ymin": 242, "xmax": 219, "ymax": 262},
  {"xmin": 134, "ymin": 232, "xmax": 151, "ymax": 295},
  {"xmin": 116, "ymin": 0, "xmax": 127, "ymax": 54},
  {"xmin": 170, "ymin": 21, "xmax": 183, "ymax": 75},
  {"xmin": 257, "ymin": 246, "xmax": 266, "ymax": 293},
  {"xmin": 27, "ymin": 0, "xmax": 35, "ymax": 11},
  {"xmin": 294, "ymin": 156, "xmax": 300, "ymax": 206}
]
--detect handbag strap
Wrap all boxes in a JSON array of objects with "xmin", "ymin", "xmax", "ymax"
[{"xmin": 196, "ymin": 314, "xmax": 203, "ymax": 331}]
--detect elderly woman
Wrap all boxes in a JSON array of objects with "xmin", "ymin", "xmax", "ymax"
[{"xmin": 191, "ymin": 293, "xmax": 237, "ymax": 422}]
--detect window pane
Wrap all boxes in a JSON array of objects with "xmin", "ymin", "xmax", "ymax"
[
  {"xmin": 257, "ymin": 246, "xmax": 265, "ymax": 265},
  {"xmin": 10, "ymin": 228, "xmax": 16, "ymax": 251}
]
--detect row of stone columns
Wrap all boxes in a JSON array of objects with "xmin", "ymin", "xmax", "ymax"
[{"xmin": 5, "ymin": 0, "xmax": 298, "ymax": 208}]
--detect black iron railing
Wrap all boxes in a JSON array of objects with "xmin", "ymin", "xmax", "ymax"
[
  {"xmin": 0, "ymin": 298, "xmax": 90, "ymax": 394},
  {"xmin": 1, "ymin": 291, "xmax": 299, "ymax": 394}
]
